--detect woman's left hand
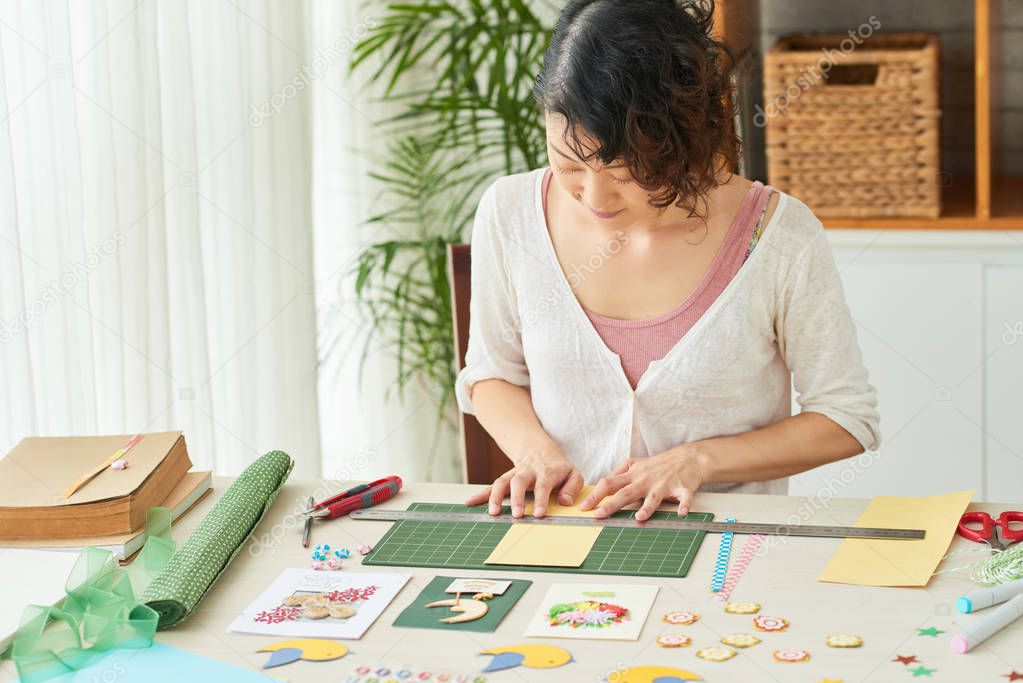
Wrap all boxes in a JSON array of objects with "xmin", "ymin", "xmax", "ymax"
[{"xmin": 578, "ymin": 445, "xmax": 708, "ymax": 521}]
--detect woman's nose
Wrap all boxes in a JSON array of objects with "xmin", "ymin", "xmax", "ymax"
[{"xmin": 578, "ymin": 177, "xmax": 619, "ymax": 211}]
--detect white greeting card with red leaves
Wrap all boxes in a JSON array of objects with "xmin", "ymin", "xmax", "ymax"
[{"xmin": 228, "ymin": 568, "xmax": 410, "ymax": 639}]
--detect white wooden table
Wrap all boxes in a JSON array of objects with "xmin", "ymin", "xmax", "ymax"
[{"xmin": 3, "ymin": 479, "xmax": 1021, "ymax": 682}]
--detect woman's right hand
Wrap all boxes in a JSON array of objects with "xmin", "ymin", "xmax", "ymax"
[{"xmin": 464, "ymin": 449, "xmax": 584, "ymax": 518}]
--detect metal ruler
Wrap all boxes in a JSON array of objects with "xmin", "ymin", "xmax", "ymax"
[{"xmin": 350, "ymin": 509, "xmax": 926, "ymax": 540}]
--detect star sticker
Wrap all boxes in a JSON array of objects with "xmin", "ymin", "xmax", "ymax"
[
  {"xmin": 910, "ymin": 666, "xmax": 937, "ymax": 677},
  {"xmin": 893, "ymin": 655, "xmax": 919, "ymax": 665},
  {"xmin": 1004, "ymin": 672, "xmax": 1023, "ymax": 681},
  {"xmin": 917, "ymin": 627, "xmax": 945, "ymax": 637}
]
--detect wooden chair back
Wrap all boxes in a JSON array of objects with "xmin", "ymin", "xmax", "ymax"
[{"xmin": 447, "ymin": 243, "xmax": 514, "ymax": 484}]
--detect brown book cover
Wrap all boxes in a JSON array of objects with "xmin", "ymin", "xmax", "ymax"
[
  {"xmin": 0, "ymin": 470, "xmax": 212, "ymax": 558},
  {"xmin": 0, "ymin": 431, "xmax": 192, "ymax": 539}
]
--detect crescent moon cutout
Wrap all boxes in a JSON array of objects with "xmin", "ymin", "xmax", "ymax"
[{"xmin": 424, "ymin": 597, "xmax": 489, "ymax": 623}]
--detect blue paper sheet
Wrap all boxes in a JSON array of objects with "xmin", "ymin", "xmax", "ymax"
[{"xmin": 25, "ymin": 643, "xmax": 279, "ymax": 683}]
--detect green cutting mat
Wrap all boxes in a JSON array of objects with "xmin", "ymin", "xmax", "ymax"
[{"xmin": 362, "ymin": 503, "xmax": 714, "ymax": 578}]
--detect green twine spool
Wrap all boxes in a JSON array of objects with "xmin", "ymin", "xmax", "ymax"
[{"xmin": 971, "ymin": 543, "xmax": 1023, "ymax": 585}]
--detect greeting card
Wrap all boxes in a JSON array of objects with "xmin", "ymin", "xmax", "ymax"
[
  {"xmin": 523, "ymin": 583, "xmax": 658, "ymax": 641},
  {"xmin": 393, "ymin": 575, "xmax": 530, "ymax": 632},
  {"xmin": 228, "ymin": 568, "xmax": 409, "ymax": 639}
]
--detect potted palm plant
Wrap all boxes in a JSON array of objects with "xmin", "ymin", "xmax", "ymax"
[{"xmin": 348, "ymin": 1, "xmax": 556, "ymax": 433}]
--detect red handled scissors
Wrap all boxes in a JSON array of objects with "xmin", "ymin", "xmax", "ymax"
[
  {"xmin": 957, "ymin": 510, "xmax": 1023, "ymax": 550},
  {"xmin": 301, "ymin": 476, "xmax": 402, "ymax": 520}
]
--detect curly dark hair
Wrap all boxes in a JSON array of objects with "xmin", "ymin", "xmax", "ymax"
[{"xmin": 533, "ymin": 0, "xmax": 739, "ymax": 218}]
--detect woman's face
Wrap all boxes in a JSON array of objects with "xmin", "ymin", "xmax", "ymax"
[{"xmin": 544, "ymin": 112, "xmax": 662, "ymax": 226}]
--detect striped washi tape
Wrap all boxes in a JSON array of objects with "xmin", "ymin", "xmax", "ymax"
[
  {"xmin": 710, "ymin": 518, "xmax": 736, "ymax": 591},
  {"xmin": 716, "ymin": 533, "xmax": 766, "ymax": 601}
]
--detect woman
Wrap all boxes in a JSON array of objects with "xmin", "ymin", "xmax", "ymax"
[{"xmin": 455, "ymin": 0, "xmax": 880, "ymax": 522}]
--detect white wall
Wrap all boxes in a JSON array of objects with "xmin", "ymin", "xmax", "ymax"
[{"xmin": 788, "ymin": 230, "xmax": 1023, "ymax": 504}]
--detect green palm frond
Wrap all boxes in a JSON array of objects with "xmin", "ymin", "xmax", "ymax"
[{"xmin": 344, "ymin": 0, "xmax": 552, "ymax": 428}]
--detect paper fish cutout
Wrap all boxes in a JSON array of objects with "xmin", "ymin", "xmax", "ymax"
[
  {"xmin": 480, "ymin": 644, "xmax": 572, "ymax": 672},
  {"xmin": 258, "ymin": 639, "xmax": 349, "ymax": 668},
  {"xmin": 613, "ymin": 665, "xmax": 703, "ymax": 682}
]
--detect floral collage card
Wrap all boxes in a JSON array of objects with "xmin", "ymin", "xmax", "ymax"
[
  {"xmin": 228, "ymin": 568, "xmax": 409, "ymax": 639},
  {"xmin": 523, "ymin": 583, "xmax": 659, "ymax": 641}
]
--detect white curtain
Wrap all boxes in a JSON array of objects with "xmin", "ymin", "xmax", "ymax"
[
  {"xmin": 310, "ymin": 1, "xmax": 461, "ymax": 483},
  {"xmin": 0, "ymin": 0, "xmax": 321, "ymax": 478}
]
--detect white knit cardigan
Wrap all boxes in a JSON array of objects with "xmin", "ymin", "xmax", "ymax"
[{"xmin": 455, "ymin": 167, "xmax": 881, "ymax": 494}]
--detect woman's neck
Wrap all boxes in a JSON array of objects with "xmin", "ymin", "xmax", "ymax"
[{"xmin": 619, "ymin": 172, "xmax": 738, "ymax": 236}]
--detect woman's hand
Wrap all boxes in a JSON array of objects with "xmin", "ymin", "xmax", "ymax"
[
  {"xmin": 464, "ymin": 449, "xmax": 584, "ymax": 518},
  {"xmin": 578, "ymin": 445, "xmax": 708, "ymax": 521}
]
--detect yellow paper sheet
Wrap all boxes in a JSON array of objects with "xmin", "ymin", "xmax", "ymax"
[
  {"xmin": 486, "ymin": 486, "xmax": 607, "ymax": 566},
  {"xmin": 523, "ymin": 485, "xmax": 605, "ymax": 517},
  {"xmin": 485, "ymin": 523, "xmax": 602, "ymax": 566},
  {"xmin": 818, "ymin": 490, "xmax": 974, "ymax": 587}
]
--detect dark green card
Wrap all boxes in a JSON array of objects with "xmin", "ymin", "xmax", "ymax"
[{"xmin": 392, "ymin": 576, "xmax": 532, "ymax": 632}]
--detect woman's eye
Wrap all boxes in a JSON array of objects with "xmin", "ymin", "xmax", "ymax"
[{"xmin": 555, "ymin": 165, "xmax": 628, "ymax": 184}]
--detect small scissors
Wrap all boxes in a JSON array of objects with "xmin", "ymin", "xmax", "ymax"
[
  {"xmin": 301, "ymin": 476, "xmax": 402, "ymax": 520},
  {"xmin": 957, "ymin": 510, "xmax": 1023, "ymax": 550}
]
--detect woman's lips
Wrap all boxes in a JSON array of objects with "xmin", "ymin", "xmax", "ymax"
[{"xmin": 589, "ymin": 206, "xmax": 624, "ymax": 219}]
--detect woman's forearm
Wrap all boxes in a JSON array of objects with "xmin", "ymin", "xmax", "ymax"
[
  {"xmin": 690, "ymin": 412, "xmax": 865, "ymax": 484},
  {"xmin": 470, "ymin": 379, "xmax": 562, "ymax": 463},
  {"xmin": 466, "ymin": 379, "xmax": 585, "ymax": 514}
]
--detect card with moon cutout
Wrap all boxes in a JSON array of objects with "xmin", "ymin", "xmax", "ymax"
[
  {"xmin": 228, "ymin": 568, "xmax": 410, "ymax": 639},
  {"xmin": 392, "ymin": 575, "xmax": 532, "ymax": 632},
  {"xmin": 523, "ymin": 583, "xmax": 659, "ymax": 640}
]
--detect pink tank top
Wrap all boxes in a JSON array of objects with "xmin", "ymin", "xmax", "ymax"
[{"xmin": 541, "ymin": 168, "xmax": 775, "ymax": 389}]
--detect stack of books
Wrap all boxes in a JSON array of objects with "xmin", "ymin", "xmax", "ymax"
[{"xmin": 0, "ymin": 431, "xmax": 211, "ymax": 560}]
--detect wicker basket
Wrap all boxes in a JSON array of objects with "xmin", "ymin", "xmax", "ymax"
[{"xmin": 763, "ymin": 32, "xmax": 941, "ymax": 218}]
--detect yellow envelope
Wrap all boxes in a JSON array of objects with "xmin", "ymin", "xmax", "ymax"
[{"xmin": 818, "ymin": 490, "xmax": 974, "ymax": 587}]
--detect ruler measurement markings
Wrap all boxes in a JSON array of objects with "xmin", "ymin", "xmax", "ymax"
[{"xmin": 352, "ymin": 509, "xmax": 925, "ymax": 540}]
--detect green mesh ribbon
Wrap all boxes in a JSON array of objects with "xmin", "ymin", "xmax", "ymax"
[
  {"xmin": 11, "ymin": 508, "xmax": 176, "ymax": 683},
  {"xmin": 141, "ymin": 449, "xmax": 293, "ymax": 628}
]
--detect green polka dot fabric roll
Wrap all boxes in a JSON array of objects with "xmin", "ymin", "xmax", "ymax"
[{"xmin": 141, "ymin": 449, "xmax": 293, "ymax": 628}]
